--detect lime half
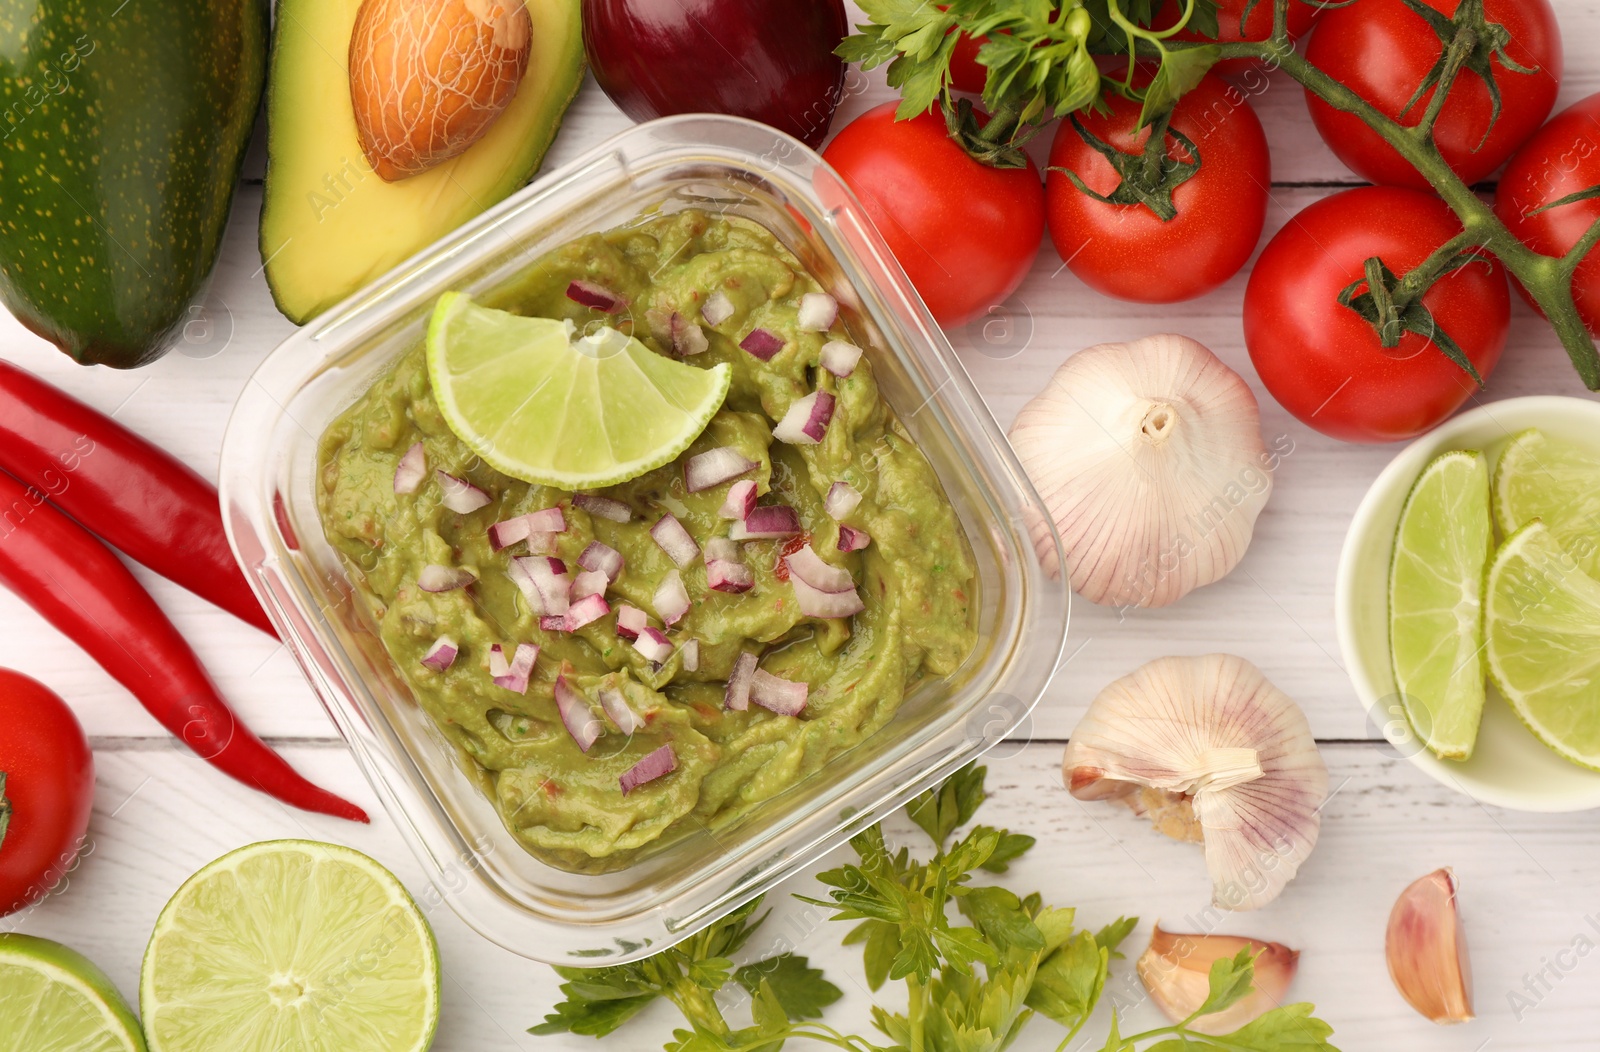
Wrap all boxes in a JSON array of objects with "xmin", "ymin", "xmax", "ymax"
[
  {"xmin": 0, "ymin": 933, "xmax": 146, "ymax": 1052},
  {"xmin": 1486, "ymin": 521, "xmax": 1600, "ymax": 770},
  {"xmin": 426, "ymin": 292, "xmax": 731, "ymax": 489},
  {"xmin": 1389, "ymin": 449, "xmax": 1492, "ymax": 760},
  {"xmin": 140, "ymin": 840, "xmax": 439, "ymax": 1052},
  {"xmin": 1493, "ymin": 427, "xmax": 1600, "ymax": 578}
]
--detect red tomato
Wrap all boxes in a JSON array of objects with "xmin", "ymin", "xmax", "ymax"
[
  {"xmin": 1305, "ymin": 0, "xmax": 1562, "ymax": 190},
  {"xmin": 948, "ymin": 27, "xmax": 989, "ymax": 95},
  {"xmin": 1494, "ymin": 92, "xmax": 1600, "ymax": 333},
  {"xmin": 1044, "ymin": 72, "xmax": 1269, "ymax": 303},
  {"xmin": 1151, "ymin": 0, "xmax": 1320, "ymax": 78},
  {"xmin": 823, "ymin": 102, "xmax": 1044, "ymax": 328},
  {"xmin": 1244, "ymin": 187, "xmax": 1509, "ymax": 443},
  {"xmin": 0, "ymin": 669, "xmax": 93, "ymax": 916}
]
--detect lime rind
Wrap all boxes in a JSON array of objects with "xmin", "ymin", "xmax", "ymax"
[
  {"xmin": 1492, "ymin": 426, "xmax": 1600, "ymax": 579},
  {"xmin": 1388, "ymin": 449, "xmax": 1491, "ymax": 761},
  {"xmin": 0, "ymin": 934, "xmax": 146, "ymax": 1052}
]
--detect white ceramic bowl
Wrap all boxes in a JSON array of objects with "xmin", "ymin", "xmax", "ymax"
[{"xmin": 1336, "ymin": 395, "xmax": 1600, "ymax": 812}]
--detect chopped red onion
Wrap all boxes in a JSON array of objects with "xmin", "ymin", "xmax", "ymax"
[
  {"xmin": 703, "ymin": 537, "xmax": 741, "ymax": 563},
  {"xmin": 772, "ymin": 391, "xmax": 834, "ymax": 445},
  {"xmin": 650, "ymin": 514, "xmax": 700, "ymax": 568},
  {"xmin": 437, "ymin": 471, "xmax": 492, "ymax": 514},
  {"xmin": 797, "ymin": 292, "xmax": 837, "ymax": 332},
  {"xmin": 571, "ymin": 569, "xmax": 609, "ymax": 601},
  {"xmin": 525, "ymin": 531, "xmax": 559, "ymax": 556},
  {"xmin": 620, "ymin": 745, "xmax": 677, "ymax": 795},
  {"xmin": 488, "ymin": 515, "xmax": 531, "ymax": 551},
  {"xmin": 566, "ymin": 279, "xmax": 627, "ymax": 314},
  {"xmin": 540, "ymin": 615, "xmax": 569, "ymax": 633},
  {"xmin": 750, "ymin": 669, "xmax": 808, "ymax": 716},
  {"xmin": 418, "ymin": 565, "xmax": 475, "ymax": 593},
  {"xmin": 509, "ymin": 556, "xmax": 571, "ymax": 616},
  {"xmin": 820, "ymin": 339, "xmax": 863, "ymax": 378},
  {"xmin": 718, "ymin": 480, "xmax": 758, "ymax": 520},
  {"xmin": 740, "ymin": 328, "xmax": 785, "ymax": 362},
  {"xmin": 702, "ymin": 290, "xmax": 735, "ymax": 326},
  {"xmin": 685, "ymin": 447, "xmax": 758, "ymax": 493},
  {"xmin": 633, "ymin": 627, "xmax": 674, "ymax": 663},
  {"xmin": 790, "ymin": 574, "xmax": 865, "ymax": 619},
  {"xmin": 574, "ymin": 493, "xmax": 632, "ymax": 522},
  {"xmin": 524, "ymin": 507, "xmax": 567, "ymax": 533},
  {"xmin": 615, "ymin": 604, "xmax": 648, "ymax": 641},
  {"xmin": 489, "ymin": 642, "xmax": 538, "ymax": 693},
  {"xmin": 676, "ymin": 321, "xmax": 709, "ymax": 357},
  {"xmin": 420, "ymin": 636, "xmax": 458, "ymax": 671},
  {"xmin": 837, "ymin": 525, "xmax": 872, "ymax": 552},
  {"xmin": 394, "ymin": 442, "xmax": 427, "ymax": 494},
  {"xmin": 554, "ymin": 675, "xmax": 602, "ymax": 752},
  {"xmin": 681, "ymin": 639, "xmax": 700, "ymax": 672},
  {"xmin": 730, "ymin": 504, "xmax": 801, "ymax": 540},
  {"xmin": 725, "ymin": 651, "xmax": 757, "ymax": 711},
  {"xmin": 785, "ymin": 544, "xmax": 854, "ymax": 592},
  {"xmin": 654, "ymin": 569, "xmax": 690, "ymax": 626},
  {"xmin": 825, "ymin": 481, "xmax": 862, "ymax": 521},
  {"xmin": 707, "ymin": 560, "xmax": 754, "ymax": 593},
  {"xmin": 565, "ymin": 593, "xmax": 611, "ymax": 630},
  {"xmin": 578, "ymin": 541, "xmax": 625, "ymax": 582},
  {"xmin": 598, "ymin": 686, "xmax": 642, "ymax": 734}
]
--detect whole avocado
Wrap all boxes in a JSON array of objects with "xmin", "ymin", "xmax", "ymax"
[{"xmin": 0, "ymin": 0, "xmax": 266, "ymax": 368}]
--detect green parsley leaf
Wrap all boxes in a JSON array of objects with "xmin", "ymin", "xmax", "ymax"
[
  {"xmin": 1213, "ymin": 1002, "xmax": 1342, "ymax": 1050},
  {"xmin": 733, "ymin": 955, "xmax": 843, "ymax": 1021},
  {"xmin": 1095, "ymin": 915, "xmax": 1139, "ymax": 959},
  {"xmin": 1139, "ymin": 43, "xmax": 1222, "ymax": 128},
  {"xmin": 1192, "ymin": 947, "xmax": 1259, "ymax": 1022}
]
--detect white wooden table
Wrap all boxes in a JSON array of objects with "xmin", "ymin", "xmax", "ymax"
[{"xmin": 6, "ymin": 7, "xmax": 1600, "ymax": 1048}]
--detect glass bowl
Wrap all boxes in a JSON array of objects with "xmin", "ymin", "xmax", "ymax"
[{"xmin": 219, "ymin": 115, "xmax": 1069, "ymax": 964}]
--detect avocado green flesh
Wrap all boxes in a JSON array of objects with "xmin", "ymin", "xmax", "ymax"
[
  {"xmin": 317, "ymin": 211, "xmax": 979, "ymax": 870},
  {"xmin": 261, "ymin": 0, "xmax": 584, "ymax": 325},
  {"xmin": 0, "ymin": 0, "xmax": 266, "ymax": 368}
]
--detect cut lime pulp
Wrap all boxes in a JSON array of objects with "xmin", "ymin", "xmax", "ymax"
[
  {"xmin": 1493, "ymin": 427, "xmax": 1600, "ymax": 578},
  {"xmin": 0, "ymin": 933, "xmax": 146, "ymax": 1052}
]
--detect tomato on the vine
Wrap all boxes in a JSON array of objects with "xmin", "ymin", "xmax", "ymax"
[
  {"xmin": 1305, "ymin": 0, "xmax": 1562, "ymax": 190},
  {"xmin": 948, "ymin": 24, "xmax": 989, "ymax": 95},
  {"xmin": 1495, "ymin": 92, "xmax": 1600, "ymax": 334},
  {"xmin": 823, "ymin": 102, "xmax": 1045, "ymax": 328},
  {"xmin": 0, "ymin": 669, "xmax": 94, "ymax": 917},
  {"xmin": 1151, "ymin": 0, "xmax": 1320, "ymax": 78},
  {"xmin": 1044, "ymin": 72, "xmax": 1269, "ymax": 303},
  {"xmin": 1244, "ymin": 187, "xmax": 1509, "ymax": 443}
]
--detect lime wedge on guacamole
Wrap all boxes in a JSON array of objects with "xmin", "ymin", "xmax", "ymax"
[
  {"xmin": 0, "ymin": 933, "xmax": 146, "ymax": 1052},
  {"xmin": 140, "ymin": 841, "xmax": 439, "ymax": 1052},
  {"xmin": 426, "ymin": 292, "xmax": 731, "ymax": 489},
  {"xmin": 1486, "ymin": 521, "xmax": 1600, "ymax": 771},
  {"xmin": 1493, "ymin": 427, "xmax": 1600, "ymax": 578},
  {"xmin": 1388, "ymin": 449, "xmax": 1491, "ymax": 761}
]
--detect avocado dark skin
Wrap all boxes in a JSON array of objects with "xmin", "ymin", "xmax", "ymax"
[{"xmin": 0, "ymin": 0, "xmax": 267, "ymax": 368}]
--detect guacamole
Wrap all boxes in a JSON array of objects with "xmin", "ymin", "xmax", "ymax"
[{"xmin": 317, "ymin": 210, "xmax": 977, "ymax": 870}]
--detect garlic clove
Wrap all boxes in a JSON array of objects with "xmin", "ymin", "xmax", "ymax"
[
  {"xmin": 1387, "ymin": 868, "xmax": 1474, "ymax": 1025},
  {"xmin": 1008, "ymin": 334, "xmax": 1274, "ymax": 609},
  {"xmin": 1064, "ymin": 654, "xmax": 1327, "ymax": 910},
  {"xmin": 1137, "ymin": 924, "xmax": 1300, "ymax": 1035}
]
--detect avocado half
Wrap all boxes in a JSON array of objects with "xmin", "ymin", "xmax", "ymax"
[{"xmin": 260, "ymin": 0, "xmax": 584, "ymax": 324}]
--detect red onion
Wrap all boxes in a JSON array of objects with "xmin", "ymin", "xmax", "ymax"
[
  {"xmin": 620, "ymin": 745, "xmax": 676, "ymax": 795},
  {"xmin": 730, "ymin": 504, "xmax": 801, "ymax": 540},
  {"xmin": 820, "ymin": 339, "xmax": 863, "ymax": 378},
  {"xmin": 772, "ymin": 391, "xmax": 834, "ymax": 445},
  {"xmin": 394, "ymin": 442, "xmax": 427, "ymax": 494},
  {"xmin": 740, "ymin": 328, "xmax": 786, "ymax": 362},
  {"xmin": 525, "ymin": 531, "xmax": 559, "ymax": 556},
  {"xmin": 785, "ymin": 544, "xmax": 852, "ymax": 592},
  {"xmin": 571, "ymin": 569, "xmax": 609, "ymax": 601},
  {"xmin": 790, "ymin": 574, "xmax": 865, "ymax": 619},
  {"xmin": 418, "ymin": 564, "xmax": 475, "ymax": 593},
  {"xmin": 797, "ymin": 292, "xmax": 837, "ymax": 332},
  {"xmin": 488, "ymin": 515, "xmax": 531, "ymax": 552},
  {"xmin": 540, "ymin": 615, "xmax": 569, "ymax": 633},
  {"xmin": 750, "ymin": 669, "xmax": 808, "ymax": 716},
  {"xmin": 524, "ymin": 507, "xmax": 567, "ymax": 533},
  {"xmin": 565, "ymin": 593, "xmax": 611, "ymax": 630},
  {"xmin": 566, "ymin": 279, "xmax": 628, "ymax": 314},
  {"xmin": 837, "ymin": 525, "xmax": 872, "ymax": 552},
  {"xmin": 489, "ymin": 642, "xmax": 538, "ymax": 693},
  {"xmin": 574, "ymin": 493, "xmax": 632, "ymax": 522},
  {"xmin": 681, "ymin": 639, "xmax": 700, "ymax": 672},
  {"xmin": 598, "ymin": 686, "xmax": 642, "ymax": 734},
  {"xmin": 704, "ymin": 537, "xmax": 741, "ymax": 563},
  {"xmin": 702, "ymin": 290, "xmax": 735, "ymax": 326},
  {"xmin": 578, "ymin": 541, "xmax": 625, "ymax": 582},
  {"xmin": 725, "ymin": 651, "xmax": 757, "ymax": 711},
  {"xmin": 825, "ymin": 481, "xmax": 861, "ymax": 520},
  {"xmin": 437, "ymin": 471, "xmax": 492, "ymax": 514},
  {"xmin": 420, "ymin": 636, "xmax": 458, "ymax": 671},
  {"xmin": 633, "ymin": 627, "xmax": 674, "ymax": 663},
  {"xmin": 707, "ymin": 560, "xmax": 754, "ymax": 593},
  {"xmin": 509, "ymin": 556, "xmax": 571, "ymax": 616},
  {"xmin": 615, "ymin": 604, "xmax": 648, "ymax": 641},
  {"xmin": 650, "ymin": 514, "xmax": 700, "ymax": 567},
  {"xmin": 685, "ymin": 447, "xmax": 757, "ymax": 493},
  {"xmin": 719, "ymin": 480, "xmax": 758, "ymax": 520},
  {"xmin": 654, "ymin": 569, "xmax": 690, "ymax": 626},
  {"xmin": 554, "ymin": 675, "xmax": 602, "ymax": 752},
  {"xmin": 648, "ymin": 309, "xmax": 709, "ymax": 357}
]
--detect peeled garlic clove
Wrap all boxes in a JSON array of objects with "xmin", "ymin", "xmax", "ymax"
[
  {"xmin": 1009, "ymin": 334, "xmax": 1274, "ymax": 609},
  {"xmin": 1137, "ymin": 924, "xmax": 1300, "ymax": 1035},
  {"xmin": 1064, "ymin": 654, "xmax": 1327, "ymax": 910},
  {"xmin": 1387, "ymin": 868, "xmax": 1474, "ymax": 1025}
]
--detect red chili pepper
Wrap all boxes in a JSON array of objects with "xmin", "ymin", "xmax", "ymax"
[
  {"xmin": 0, "ymin": 470, "xmax": 366, "ymax": 822},
  {"xmin": 0, "ymin": 361, "xmax": 275, "ymax": 637}
]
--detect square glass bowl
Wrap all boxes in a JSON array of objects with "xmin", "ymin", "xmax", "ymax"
[{"xmin": 219, "ymin": 115, "xmax": 1069, "ymax": 964}]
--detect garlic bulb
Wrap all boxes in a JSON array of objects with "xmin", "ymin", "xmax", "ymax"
[
  {"xmin": 1063, "ymin": 654, "xmax": 1327, "ymax": 910},
  {"xmin": 1387, "ymin": 868, "xmax": 1474, "ymax": 1025},
  {"xmin": 1009, "ymin": 334, "xmax": 1273, "ymax": 608},
  {"xmin": 1137, "ymin": 925, "xmax": 1300, "ymax": 1035}
]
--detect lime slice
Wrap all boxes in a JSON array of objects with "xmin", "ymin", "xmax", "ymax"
[
  {"xmin": 1388, "ymin": 449, "xmax": 1492, "ymax": 760},
  {"xmin": 140, "ymin": 840, "xmax": 439, "ymax": 1052},
  {"xmin": 1486, "ymin": 521, "xmax": 1600, "ymax": 770},
  {"xmin": 426, "ymin": 292, "xmax": 732, "ymax": 489},
  {"xmin": 1493, "ymin": 427, "xmax": 1600, "ymax": 578},
  {"xmin": 0, "ymin": 933, "xmax": 146, "ymax": 1052}
]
